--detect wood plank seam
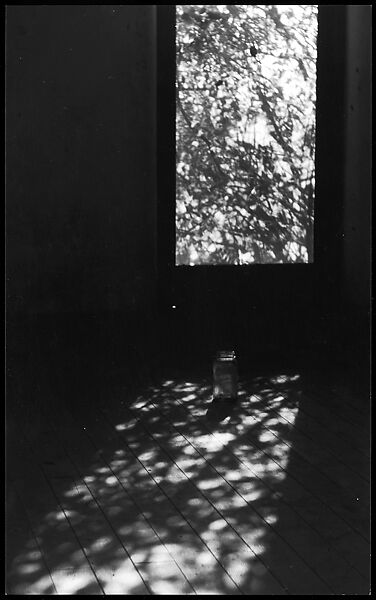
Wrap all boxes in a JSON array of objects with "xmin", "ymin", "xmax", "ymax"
[
  {"xmin": 103, "ymin": 405, "xmax": 329, "ymax": 595},
  {"xmin": 252, "ymin": 393, "xmax": 369, "ymax": 483},
  {"xmin": 141, "ymin": 399, "xmax": 361, "ymax": 593},
  {"xmin": 99, "ymin": 406, "xmax": 287, "ymax": 595},
  {"xmin": 163, "ymin": 394, "xmax": 370, "ymax": 581}
]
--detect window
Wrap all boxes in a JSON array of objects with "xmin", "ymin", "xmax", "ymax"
[
  {"xmin": 175, "ymin": 5, "xmax": 318, "ymax": 265},
  {"xmin": 157, "ymin": 5, "xmax": 347, "ymax": 312}
]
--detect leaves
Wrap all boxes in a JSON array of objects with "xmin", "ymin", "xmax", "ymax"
[{"xmin": 176, "ymin": 4, "xmax": 318, "ymax": 265}]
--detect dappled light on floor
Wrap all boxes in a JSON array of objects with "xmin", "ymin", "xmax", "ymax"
[
  {"xmin": 7, "ymin": 369, "xmax": 370, "ymax": 594},
  {"xmin": 7, "ymin": 372, "xmax": 303, "ymax": 595}
]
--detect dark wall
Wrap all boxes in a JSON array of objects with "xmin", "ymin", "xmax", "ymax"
[
  {"xmin": 342, "ymin": 5, "xmax": 371, "ymax": 315},
  {"xmin": 6, "ymin": 5, "xmax": 156, "ymax": 317},
  {"xmin": 6, "ymin": 6, "xmax": 158, "ymax": 412},
  {"xmin": 330, "ymin": 5, "xmax": 372, "ymax": 370},
  {"xmin": 5, "ymin": 5, "xmax": 371, "ymax": 380}
]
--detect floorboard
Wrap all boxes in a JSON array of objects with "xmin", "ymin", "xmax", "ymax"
[{"xmin": 6, "ymin": 361, "xmax": 370, "ymax": 595}]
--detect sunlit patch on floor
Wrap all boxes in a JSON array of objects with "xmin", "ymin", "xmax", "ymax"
[{"xmin": 8, "ymin": 371, "xmax": 304, "ymax": 594}]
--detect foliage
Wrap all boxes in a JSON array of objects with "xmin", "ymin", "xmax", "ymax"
[{"xmin": 176, "ymin": 5, "xmax": 317, "ymax": 265}]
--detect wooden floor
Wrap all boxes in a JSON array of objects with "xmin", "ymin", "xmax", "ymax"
[{"xmin": 6, "ymin": 360, "xmax": 370, "ymax": 595}]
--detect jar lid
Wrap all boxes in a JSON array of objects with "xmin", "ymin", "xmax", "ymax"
[{"xmin": 216, "ymin": 350, "xmax": 236, "ymax": 360}]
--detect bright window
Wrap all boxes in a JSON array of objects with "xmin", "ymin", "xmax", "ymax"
[{"xmin": 176, "ymin": 5, "xmax": 318, "ymax": 265}]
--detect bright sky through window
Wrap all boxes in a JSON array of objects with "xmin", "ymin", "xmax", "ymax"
[{"xmin": 176, "ymin": 5, "xmax": 318, "ymax": 265}]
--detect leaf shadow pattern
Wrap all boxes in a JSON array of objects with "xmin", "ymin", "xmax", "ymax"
[{"xmin": 6, "ymin": 357, "xmax": 370, "ymax": 594}]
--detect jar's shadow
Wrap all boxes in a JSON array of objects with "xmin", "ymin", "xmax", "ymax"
[{"xmin": 204, "ymin": 397, "xmax": 237, "ymax": 424}]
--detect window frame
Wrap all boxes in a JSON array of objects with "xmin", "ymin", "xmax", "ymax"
[{"xmin": 156, "ymin": 5, "xmax": 347, "ymax": 312}]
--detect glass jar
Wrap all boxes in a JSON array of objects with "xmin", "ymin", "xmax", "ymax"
[{"xmin": 213, "ymin": 350, "xmax": 238, "ymax": 401}]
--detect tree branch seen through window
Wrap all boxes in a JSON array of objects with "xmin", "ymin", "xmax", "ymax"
[{"xmin": 176, "ymin": 5, "xmax": 317, "ymax": 265}]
